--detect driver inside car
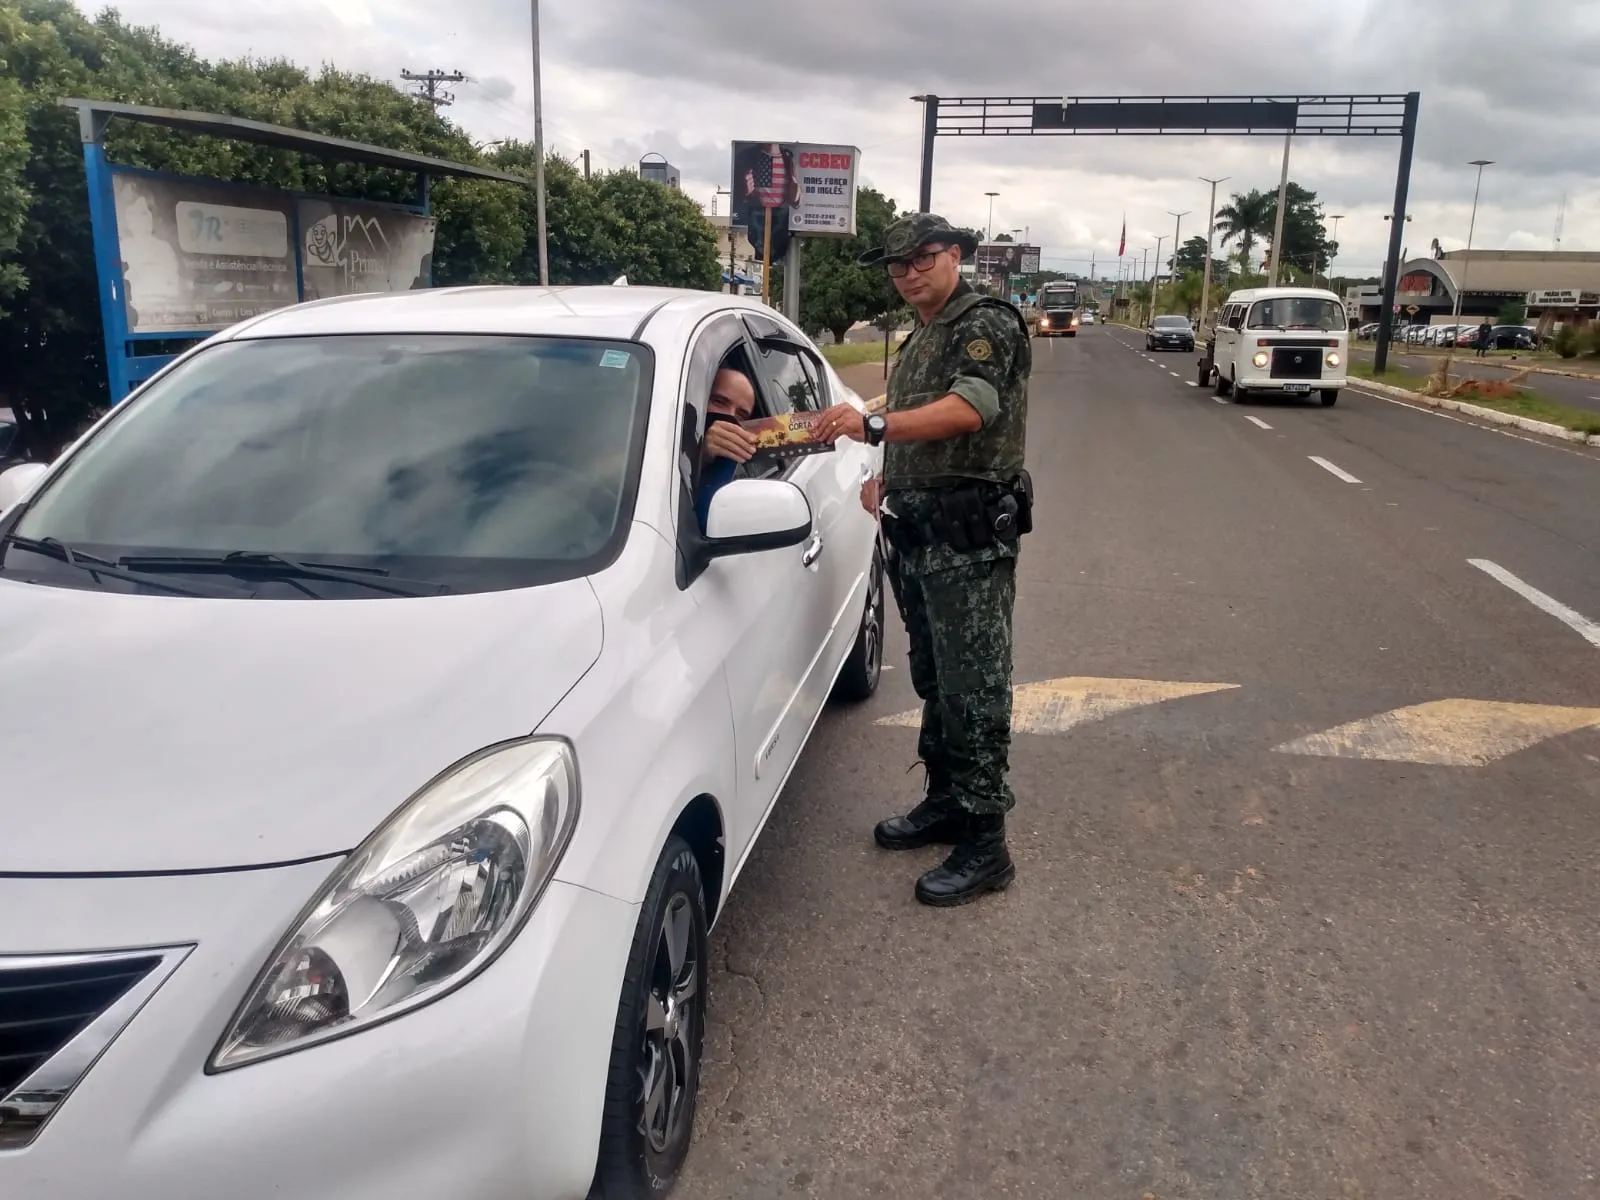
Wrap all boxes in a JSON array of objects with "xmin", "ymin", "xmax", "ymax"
[{"xmin": 695, "ymin": 367, "xmax": 759, "ymax": 530}]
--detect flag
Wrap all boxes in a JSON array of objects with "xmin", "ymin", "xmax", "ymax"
[
  {"xmin": 749, "ymin": 143, "xmax": 787, "ymax": 208},
  {"xmin": 1117, "ymin": 215, "xmax": 1126, "ymax": 257}
]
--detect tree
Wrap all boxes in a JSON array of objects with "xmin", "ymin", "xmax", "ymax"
[
  {"xmin": 993, "ymin": 232, "xmax": 1014, "ymax": 242},
  {"xmin": 1170, "ymin": 235, "xmax": 1208, "ymax": 276},
  {"xmin": 1213, "ymin": 189, "xmax": 1275, "ymax": 277},
  {"xmin": 796, "ymin": 187, "xmax": 900, "ymax": 344}
]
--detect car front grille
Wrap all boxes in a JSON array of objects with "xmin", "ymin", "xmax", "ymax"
[
  {"xmin": 1270, "ymin": 346, "xmax": 1322, "ymax": 379},
  {"xmin": 0, "ymin": 948, "xmax": 187, "ymax": 1148}
]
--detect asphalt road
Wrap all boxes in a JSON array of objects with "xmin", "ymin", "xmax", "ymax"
[
  {"xmin": 676, "ymin": 325, "xmax": 1600, "ymax": 1200},
  {"xmin": 1350, "ymin": 343, "xmax": 1600, "ymax": 416}
]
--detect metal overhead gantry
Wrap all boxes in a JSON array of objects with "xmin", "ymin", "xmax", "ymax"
[
  {"xmin": 63, "ymin": 98, "xmax": 531, "ymax": 403},
  {"xmin": 911, "ymin": 93, "xmax": 1420, "ymax": 372}
]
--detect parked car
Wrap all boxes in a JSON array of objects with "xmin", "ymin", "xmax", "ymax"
[
  {"xmin": 1200, "ymin": 286, "xmax": 1349, "ymax": 406},
  {"xmin": 0, "ymin": 285, "xmax": 885, "ymax": 1200},
  {"xmin": 1146, "ymin": 314, "xmax": 1195, "ymax": 352}
]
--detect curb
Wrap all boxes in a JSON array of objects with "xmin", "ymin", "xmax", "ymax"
[
  {"xmin": 1353, "ymin": 377, "xmax": 1600, "ymax": 447},
  {"xmin": 1358, "ymin": 351, "xmax": 1600, "ymax": 383}
]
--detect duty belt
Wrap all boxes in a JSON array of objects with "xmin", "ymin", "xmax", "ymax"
[{"xmin": 882, "ymin": 472, "xmax": 1033, "ymax": 553}]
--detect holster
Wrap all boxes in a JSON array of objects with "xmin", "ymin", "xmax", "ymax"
[{"xmin": 883, "ymin": 471, "xmax": 1034, "ymax": 553}]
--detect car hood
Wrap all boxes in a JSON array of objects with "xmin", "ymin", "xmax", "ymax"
[{"xmin": 0, "ymin": 577, "xmax": 604, "ymax": 874}]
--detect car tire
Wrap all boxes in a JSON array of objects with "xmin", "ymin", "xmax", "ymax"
[
  {"xmin": 1320, "ymin": 389, "xmax": 1339, "ymax": 407},
  {"xmin": 1213, "ymin": 370, "xmax": 1232, "ymax": 398},
  {"xmin": 1232, "ymin": 383, "xmax": 1249, "ymax": 404},
  {"xmin": 833, "ymin": 542, "xmax": 885, "ymax": 703},
  {"xmin": 589, "ymin": 836, "xmax": 709, "ymax": 1200}
]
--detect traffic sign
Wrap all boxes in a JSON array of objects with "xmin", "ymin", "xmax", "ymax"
[{"xmin": 1405, "ymin": 303, "xmax": 1419, "ymax": 316}]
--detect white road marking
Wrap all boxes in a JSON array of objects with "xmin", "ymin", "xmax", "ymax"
[
  {"xmin": 1309, "ymin": 455, "xmax": 1362, "ymax": 483},
  {"xmin": 1168, "ymin": 370, "xmax": 1181, "ymax": 377},
  {"xmin": 1244, "ymin": 416, "xmax": 1273, "ymax": 429},
  {"xmin": 1349, "ymin": 388, "xmax": 1599, "ymax": 461},
  {"xmin": 1213, "ymin": 397, "xmax": 1230, "ymax": 404},
  {"xmin": 1185, "ymin": 381, "xmax": 1198, "ymax": 387},
  {"xmin": 1468, "ymin": 559, "xmax": 1600, "ymax": 648}
]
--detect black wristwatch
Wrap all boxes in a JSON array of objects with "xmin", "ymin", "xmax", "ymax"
[{"xmin": 864, "ymin": 412, "xmax": 888, "ymax": 447}]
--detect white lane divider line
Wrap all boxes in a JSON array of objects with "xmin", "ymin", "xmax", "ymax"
[
  {"xmin": 1244, "ymin": 416, "xmax": 1273, "ymax": 429},
  {"xmin": 1468, "ymin": 559, "xmax": 1600, "ymax": 649},
  {"xmin": 1185, "ymin": 381, "xmax": 1199, "ymax": 387},
  {"xmin": 1168, "ymin": 370, "xmax": 1181, "ymax": 377},
  {"xmin": 1309, "ymin": 455, "xmax": 1362, "ymax": 483},
  {"xmin": 1213, "ymin": 396, "xmax": 1230, "ymax": 404}
]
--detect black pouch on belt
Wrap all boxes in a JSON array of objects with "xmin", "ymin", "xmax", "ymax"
[
  {"xmin": 1013, "ymin": 469, "xmax": 1034, "ymax": 536},
  {"xmin": 938, "ymin": 489, "xmax": 993, "ymax": 552}
]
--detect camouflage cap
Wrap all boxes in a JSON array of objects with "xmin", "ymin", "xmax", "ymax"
[{"xmin": 858, "ymin": 212, "xmax": 979, "ymax": 267}]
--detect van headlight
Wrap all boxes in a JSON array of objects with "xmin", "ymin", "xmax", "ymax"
[
  {"xmin": 209, "ymin": 737, "xmax": 579, "ymax": 1071},
  {"xmin": 1325, "ymin": 352, "xmax": 1341, "ymax": 367},
  {"xmin": 1252, "ymin": 351, "xmax": 1269, "ymax": 368}
]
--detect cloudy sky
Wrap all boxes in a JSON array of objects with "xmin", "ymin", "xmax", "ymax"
[{"xmin": 76, "ymin": 0, "xmax": 1600, "ymax": 279}]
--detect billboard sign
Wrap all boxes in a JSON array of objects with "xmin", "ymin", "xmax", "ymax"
[
  {"xmin": 111, "ymin": 172, "xmax": 437, "ymax": 335},
  {"xmin": 112, "ymin": 173, "xmax": 297, "ymax": 333},
  {"xmin": 975, "ymin": 243, "xmax": 1041, "ymax": 276},
  {"xmin": 731, "ymin": 141, "xmax": 859, "ymax": 238},
  {"xmin": 298, "ymin": 198, "xmax": 436, "ymax": 302}
]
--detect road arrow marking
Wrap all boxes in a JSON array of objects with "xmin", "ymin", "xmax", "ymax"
[
  {"xmin": 1273, "ymin": 699, "xmax": 1600, "ymax": 766},
  {"xmin": 876, "ymin": 676, "xmax": 1240, "ymax": 736}
]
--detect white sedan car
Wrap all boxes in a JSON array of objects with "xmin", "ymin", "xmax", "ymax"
[{"xmin": 0, "ymin": 285, "xmax": 885, "ymax": 1198}]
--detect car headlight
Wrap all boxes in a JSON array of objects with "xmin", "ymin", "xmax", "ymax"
[
  {"xmin": 209, "ymin": 737, "xmax": 579, "ymax": 1071},
  {"xmin": 1325, "ymin": 352, "xmax": 1341, "ymax": 367},
  {"xmin": 1252, "ymin": 351, "xmax": 1269, "ymax": 368}
]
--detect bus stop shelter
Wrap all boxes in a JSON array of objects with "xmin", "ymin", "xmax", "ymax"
[{"xmin": 62, "ymin": 98, "xmax": 530, "ymax": 404}]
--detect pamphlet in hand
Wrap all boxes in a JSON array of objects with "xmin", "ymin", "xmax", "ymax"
[{"xmin": 741, "ymin": 411, "xmax": 835, "ymax": 459}]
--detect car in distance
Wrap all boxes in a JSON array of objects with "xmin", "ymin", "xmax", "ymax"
[
  {"xmin": 0, "ymin": 284, "xmax": 886, "ymax": 1200},
  {"xmin": 1145, "ymin": 315, "xmax": 1195, "ymax": 352}
]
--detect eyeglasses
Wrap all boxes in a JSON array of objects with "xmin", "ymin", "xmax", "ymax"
[{"xmin": 884, "ymin": 246, "xmax": 951, "ymax": 278}]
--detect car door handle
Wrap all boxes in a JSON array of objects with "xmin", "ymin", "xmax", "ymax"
[{"xmin": 801, "ymin": 533, "xmax": 824, "ymax": 567}]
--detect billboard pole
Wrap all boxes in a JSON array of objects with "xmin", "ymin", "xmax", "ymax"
[
  {"xmin": 762, "ymin": 207, "xmax": 773, "ymax": 306},
  {"xmin": 783, "ymin": 235, "xmax": 802, "ymax": 322},
  {"xmin": 530, "ymin": 0, "xmax": 549, "ymax": 286}
]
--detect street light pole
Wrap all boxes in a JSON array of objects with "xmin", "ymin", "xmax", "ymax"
[
  {"xmin": 1324, "ymin": 214, "xmax": 1344, "ymax": 290},
  {"xmin": 1267, "ymin": 129, "xmax": 1292, "ymax": 286},
  {"xmin": 1198, "ymin": 175, "xmax": 1229, "ymax": 329},
  {"xmin": 529, "ymin": 0, "xmax": 549, "ymax": 286},
  {"xmin": 985, "ymin": 191, "xmax": 999, "ymax": 242},
  {"xmin": 1450, "ymin": 160, "xmax": 1494, "ymax": 328},
  {"xmin": 1167, "ymin": 209, "xmax": 1189, "ymax": 312},
  {"xmin": 1149, "ymin": 234, "xmax": 1168, "ymax": 321}
]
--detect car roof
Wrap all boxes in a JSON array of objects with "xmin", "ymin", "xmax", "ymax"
[
  {"xmin": 214, "ymin": 285, "xmax": 772, "ymax": 343},
  {"xmin": 1223, "ymin": 286, "xmax": 1342, "ymax": 303}
]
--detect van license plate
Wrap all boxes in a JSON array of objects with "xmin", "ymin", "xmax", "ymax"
[{"xmin": 1282, "ymin": 384, "xmax": 1311, "ymax": 393}]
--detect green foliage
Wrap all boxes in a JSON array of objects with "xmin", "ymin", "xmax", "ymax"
[
  {"xmin": 0, "ymin": 0, "xmax": 723, "ymax": 451},
  {"xmin": 1496, "ymin": 299, "xmax": 1526, "ymax": 326},
  {"xmin": 1552, "ymin": 323, "xmax": 1580, "ymax": 358},
  {"xmin": 1170, "ymin": 235, "xmax": 1208, "ymax": 276},
  {"xmin": 797, "ymin": 187, "xmax": 900, "ymax": 344},
  {"xmin": 1214, "ymin": 183, "xmax": 1335, "ymax": 282}
]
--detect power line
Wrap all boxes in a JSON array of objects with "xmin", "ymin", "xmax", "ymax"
[{"xmin": 401, "ymin": 68, "xmax": 466, "ymax": 109}]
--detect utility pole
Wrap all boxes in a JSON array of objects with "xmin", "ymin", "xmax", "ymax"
[
  {"xmin": 1198, "ymin": 175, "xmax": 1229, "ymax": 328},
  {"xmin": 1167, "ymin": 211, "xmax": 1189, "ymax": 312},
  {"xmin": 1267, "ymin": 130, "xmax": 1292, "ymax": 285},
  {"xmin": 582, "ymin": 149, "xmax": 591, "ymax": 181},
  {"xmin": 1450, "ymin": 160, "xmax": 1494, "ymax": 329},
  {"xmin": 529, "ymin": 0, "xmax": 548, "ymax": 286},
  {"xmin": 400, "ymin": 69, "xmax": 465, "ymax": 108},
  {"xmin": 1149, "ymin": 235, "xmax": 1168, "ymax": 321}
]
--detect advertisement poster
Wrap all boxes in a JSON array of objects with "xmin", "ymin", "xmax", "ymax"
[
  {"xmin": 731, "ymin": 141, "xmax": 859, "ymax": 239},
  {"xmin": 111, "ymin": 172, "xmax": 297, "ymax": 333},
  {"xmin": 742, "ymin": 411, "xmax": 834, "ymax": 459},
  {"xmin": 297, "ymin": 198, "xmax": 436, "ymax": 301}
]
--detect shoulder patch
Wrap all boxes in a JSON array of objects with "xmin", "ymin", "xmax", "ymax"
[{"xmin": 965, "ymin": 337, "xmax": 993, "ymax": 362}]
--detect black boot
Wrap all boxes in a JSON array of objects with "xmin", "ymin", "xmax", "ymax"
[
  {"xmin": 874, "ymin": 796, "xmax": 968, "ymax": 851},
  {"xmin": 914, "ymin": 814, "xmax": 1015, "ymax": 906}
]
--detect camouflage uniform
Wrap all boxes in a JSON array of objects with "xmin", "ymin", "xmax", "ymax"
[{"xmin": 877, "ymin": 217, "xmax": 1032, "ymax": 819}]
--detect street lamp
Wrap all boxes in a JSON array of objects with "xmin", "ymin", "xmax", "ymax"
[
  {"xmin": 1198, "ymin": 175, "xmax": 1229, "ymax": 330},
  {"xmin": 1149, "ymin": 235, "xmax": 1168, "ymax": 322},
  {"xmin": 1162, "ymin": 210, "xmax": 1189, "ymax": 314},
  {"xmin": 1323, "ymin": 214, "xmax": 1344, "ymax": 289},
  {"xmin": 529, "ymin": 0, "xmax": 549, "ymax": 286},
  {"xmin": 1450, "ymin": 160, "xmax": 1494, "ymax": 328},
  {"xmin": 984, "ymin": 191, "xmax": 999, "ymax": 242}
]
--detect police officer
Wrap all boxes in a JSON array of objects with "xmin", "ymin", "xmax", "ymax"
[{"xmin": 813, "ymin": 213, "xmax": 1032, "ymax": 907}]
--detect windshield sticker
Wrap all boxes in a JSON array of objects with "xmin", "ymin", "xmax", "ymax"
[{"xmin": 598, "ymin": 349, "xmax": 631, "ymax": 369}]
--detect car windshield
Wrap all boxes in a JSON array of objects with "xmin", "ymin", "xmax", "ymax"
[
  {"xmin": 1153, "ymin": 317, "xmax": 1190, "ymax": 329},
  {"xmin": 1246, "ymin": 297, "xmax": 1346, "ymax": 331},
  {"xmin": 5, "ymin": 334, "xmax": 652, "ymax": 597}
]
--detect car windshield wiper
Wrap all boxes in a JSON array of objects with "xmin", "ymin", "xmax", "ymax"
[
  {"xmin": 0, "ymin": 534, "xmax": 253, "ymax": 598},
  {"xmin": 119, "ymin": 551, "xmax": 451, "ymax": 597}
]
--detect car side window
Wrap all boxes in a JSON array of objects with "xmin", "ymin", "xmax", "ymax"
[
  {"xmin": 741, "ymin": 315, "xmax": 822, "ymax": 414},
  {"xmin": 677, "ymin": 312, "xmax": 750, "ymax": 509}
]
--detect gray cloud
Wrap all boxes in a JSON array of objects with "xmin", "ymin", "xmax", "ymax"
[{"xmin": 71, "ymin": 0, "xmax": 1600, "ymax": 275}]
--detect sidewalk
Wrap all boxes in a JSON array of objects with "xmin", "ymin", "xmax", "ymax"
[
  {"xmin": 1353, "ymin": 344, "xmax": 1600, "ymax": 381},
  {"xmin": 835, "ymin": 361, "xmax": 890, "ymax": 406}
]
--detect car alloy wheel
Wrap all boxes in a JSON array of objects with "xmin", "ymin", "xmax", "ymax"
[
  {"xmin": 832, "ymin": 543, "xmax": 885, "ymax": 702},
  {"xmin": 591, "ymin": 836, "xmax": 708, "ymax": 1199}
]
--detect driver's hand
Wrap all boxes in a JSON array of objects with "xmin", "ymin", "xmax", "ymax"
[{"xmin": 705, "ymin": 420, "xmax": 758, "ymax": 463}]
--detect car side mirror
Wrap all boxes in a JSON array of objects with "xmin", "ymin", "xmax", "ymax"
[
  {"xmin": 0, "ymin": 462, "xmax": 48, "ymax": 517},
  {"xmin": 704, "ymin": 478, "xmax": 813, "ymax": 558}
]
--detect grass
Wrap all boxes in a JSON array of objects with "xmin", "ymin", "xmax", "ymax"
[
  {"xmin": 820, "ymin": 341, "xmax": 895, "ymax": 369},
  {"xmin": 1349, "ymin": 361, "xmax": 1600, "ymax": 436}
]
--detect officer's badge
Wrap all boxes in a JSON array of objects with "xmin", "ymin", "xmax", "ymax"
[{"xmin": 965, "ymin": 338, "xmax": 993, "ymax": 362}]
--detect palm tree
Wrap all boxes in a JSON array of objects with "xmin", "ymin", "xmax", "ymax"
[{"xmin": 1213, "ymin": 189, "xmax": 1276, "ymax": 278}]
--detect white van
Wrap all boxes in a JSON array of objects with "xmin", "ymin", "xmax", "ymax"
[{"xmin": 1200, "ymin": 286, "xmax": 1350, "ymax": 406}]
